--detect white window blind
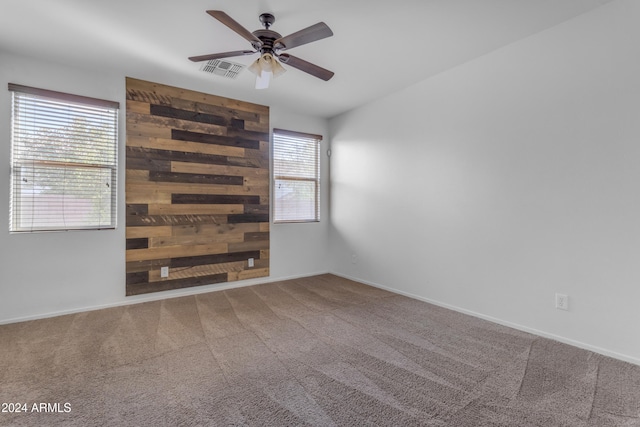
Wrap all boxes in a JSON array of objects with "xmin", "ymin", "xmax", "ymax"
[
  {"xmin": 9, "ymin": 84, "xmax": 119, "ymax": 232},
  {"xmin": 273, "ymin": 128, "xmax": 321, "ymax": 223}
]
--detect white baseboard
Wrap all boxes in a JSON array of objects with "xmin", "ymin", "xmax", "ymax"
[{"xmin": 331, "ymin": 272, "xmax": 640, "ymax": 367}]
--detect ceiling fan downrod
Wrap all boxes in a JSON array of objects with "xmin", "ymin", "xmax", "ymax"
[{"xmin": 259, "ymin": 13, "xmax": 275, "ymax": 29}]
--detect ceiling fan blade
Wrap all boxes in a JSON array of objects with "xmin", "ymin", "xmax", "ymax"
[
  {"xmin": 278, "ymin": 54, "xmax": 334, "ymax": 81},
  {"xmin": 274, "ymin": 22, "xmax": 333, "ymax": 50},
  {"xmin": 189, "ymin": 50, "xmax": 256, "ymax": 62},
  {"xmin": 206, "ymin": 10, "xmax": 263, "ymax": 48}
]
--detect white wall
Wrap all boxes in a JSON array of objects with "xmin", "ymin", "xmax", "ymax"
[
  {"xmin": 269, "ymin": 110, "xmax": 331, "ymax": 279},
  {"xmin": 329, "ymin": 0, "xmax": 640, "ymax": 364},
  {"xmin": 0, "ymin": 52, "xmax": 329, "ymax": 323}
]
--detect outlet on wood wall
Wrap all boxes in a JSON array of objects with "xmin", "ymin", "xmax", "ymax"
[{"xmin": 125, "ymin": 78, "xmax": 269, "ymax": 296}]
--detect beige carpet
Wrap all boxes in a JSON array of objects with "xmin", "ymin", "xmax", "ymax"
[{"xmin": 1, "ymin": 274, "xmax": 639, "ymax": 426}]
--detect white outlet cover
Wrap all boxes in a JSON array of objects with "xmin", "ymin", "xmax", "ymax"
[
  {"xmin": 160, "ymin": 266, "xmax": 169, "ymax": 278},
  {"xmin": 248, "ymin": 258, "xmax": 254, "ymax": 267},
  {"xmin": 555, "ymin": 293, "xmax": 569, "ymax": 310}
]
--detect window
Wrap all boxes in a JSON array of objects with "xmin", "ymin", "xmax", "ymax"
[
  {"xmin": 273, "ymin": 128, "xmax": 321, "ymax": 223},
  {"xmin": 9, "ymin": 84, "xmax": 119, "ymax": 232}
]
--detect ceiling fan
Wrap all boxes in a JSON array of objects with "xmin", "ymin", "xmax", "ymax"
[{"xmin": 189, "ymin": 10, "xmax": 334, "ymax": 89}]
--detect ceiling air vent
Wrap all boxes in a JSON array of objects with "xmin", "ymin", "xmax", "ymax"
[{"xmin": 200, "ymin": 59, "xmax": 245, "ymax": 79}]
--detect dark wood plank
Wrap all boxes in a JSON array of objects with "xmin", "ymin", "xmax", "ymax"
[
  {"xmin": 172, "ymin": 194, "xmax": 261, "ymax": 205},
  {"xmin": 126, "ymin": 271, "xmax": 149, "ymax": 286},
  {"xmin": 243, "ymin": 205, "xmax": 269, "ymax": 215},
  {"xmin": 244, "ymin": 232, "xmax": 269, "ymax": 242},
  {"xmin": 126, "ymin": 258, "xmax": 172, "ymax": 273},
  {"xmin": 149, "ymin": 171, "xmax": 244, "ymax": 186},
  {"xmin": 172, "ymin": 129, "xmax": 260, "ymax": 150},
  {"xmin": 125, "ymin": 156, "xmax": 172, "ymax": 172},
  {"xmin": 126, "ymin": 238, "xmax": 149, "ymax": 250},
  {"xmin": 126, "ymin": 146, "xmax": 235, "ymax": 168},
  {"xmin": 227, "ymin": 128, "xmax": 269, "ymax": 142},
  {"xmin": 150, "ymin": 104, "xmax": 227, "ymax": 126},
  {"xmin": 126, "ymin": 204, "xmax": 149, "ymax": 216},
  {"xmin": 228, "ymin": 214, "xmax": 270, "ymax": 224},
  {"xmin": 170, "ymin": 250, "xmax": 261, "ymax": 268},
  {"xmin": 230, "ymin": 118, "xmax": 245, "ymax": 129}
]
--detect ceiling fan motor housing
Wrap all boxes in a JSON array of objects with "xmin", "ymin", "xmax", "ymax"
[
  {"xmin": 253, "ymin": 13, "xmax": 286, "ymax": 55},
  {"xmin": 252, "ymin": 29, "xmax": 283, "ymax": 55}
]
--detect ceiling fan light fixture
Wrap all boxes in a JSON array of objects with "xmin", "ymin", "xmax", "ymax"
[
  {"xmin": 248, "ymin": 53, "xmax": 286, "ymax": 89},
  {"xmin": 247, "ymin": 57, "xmax": 262, "ymax": 76},
  {"xmin": 270, "ymin": 56, "xmax": 287, "ymax": 78},
  {"xmin": 255, "ymin": 71, "xmax": 272, "ymax": 89},
  {"xmin": 249, "ymin": 53, "xmax": 286, "ymax": 77}
]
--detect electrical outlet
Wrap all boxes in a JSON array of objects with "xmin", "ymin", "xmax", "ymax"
[
  {"xmin": 160, "ymin": 266, "xmax": 169, "ymax": 278},
  {"xmin": 555, "ymin": 293, "xmax": 569, "ymax": 310},
  {"xmin": 248, "ymin": 258, "xmax": 254, "ymax": 268},
  {"xmin": 351, "ymin": 253, "xmax": 358, "ymax": 264}
]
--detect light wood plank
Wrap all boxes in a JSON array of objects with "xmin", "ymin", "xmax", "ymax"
[
  {"xmin": 125, "ymin": 190, "xmax": 171, "ymax": 204},
  {"xmin": 126, "ymin": 122, "xmax": 172, "ymax": 139},
  {"xmin": 126, "ymin": 169, "xmax": 150, "ymax": 182},
  {"xmin": 126, "ymin": 226, "xmax": 173, "ymax": 239},
  {"xmin": 149, "ymin": 233, "xmax": 244, "ymax": 248},
  {"xmin": 128, "ymin": 136, "xmax": 245, "ymax": 158},
  {"xmin": 236, "ymin": 267, "xmax": 270, "ymax": 281},
  {"xmin": 127, "ymin": 100, "xmax": 150, "ymax": 115}
]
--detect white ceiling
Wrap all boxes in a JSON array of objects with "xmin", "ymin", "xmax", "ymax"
[{"xmin": 0, "ymin": 0, "xmax": 612, "ymax": 118}]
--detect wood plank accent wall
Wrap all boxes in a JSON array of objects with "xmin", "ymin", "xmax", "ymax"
[{"xmin": 125, "ymin": 78, "xmax": 270, "ymax": 296}]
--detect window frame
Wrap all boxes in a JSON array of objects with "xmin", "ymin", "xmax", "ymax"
[
  {"xmin": 8, "ymin": 83, "xmax": 119, "ymax": 233},
  {"xmin": 272, "ymin": 128, "xmax": 322, "ymax": 224}
]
